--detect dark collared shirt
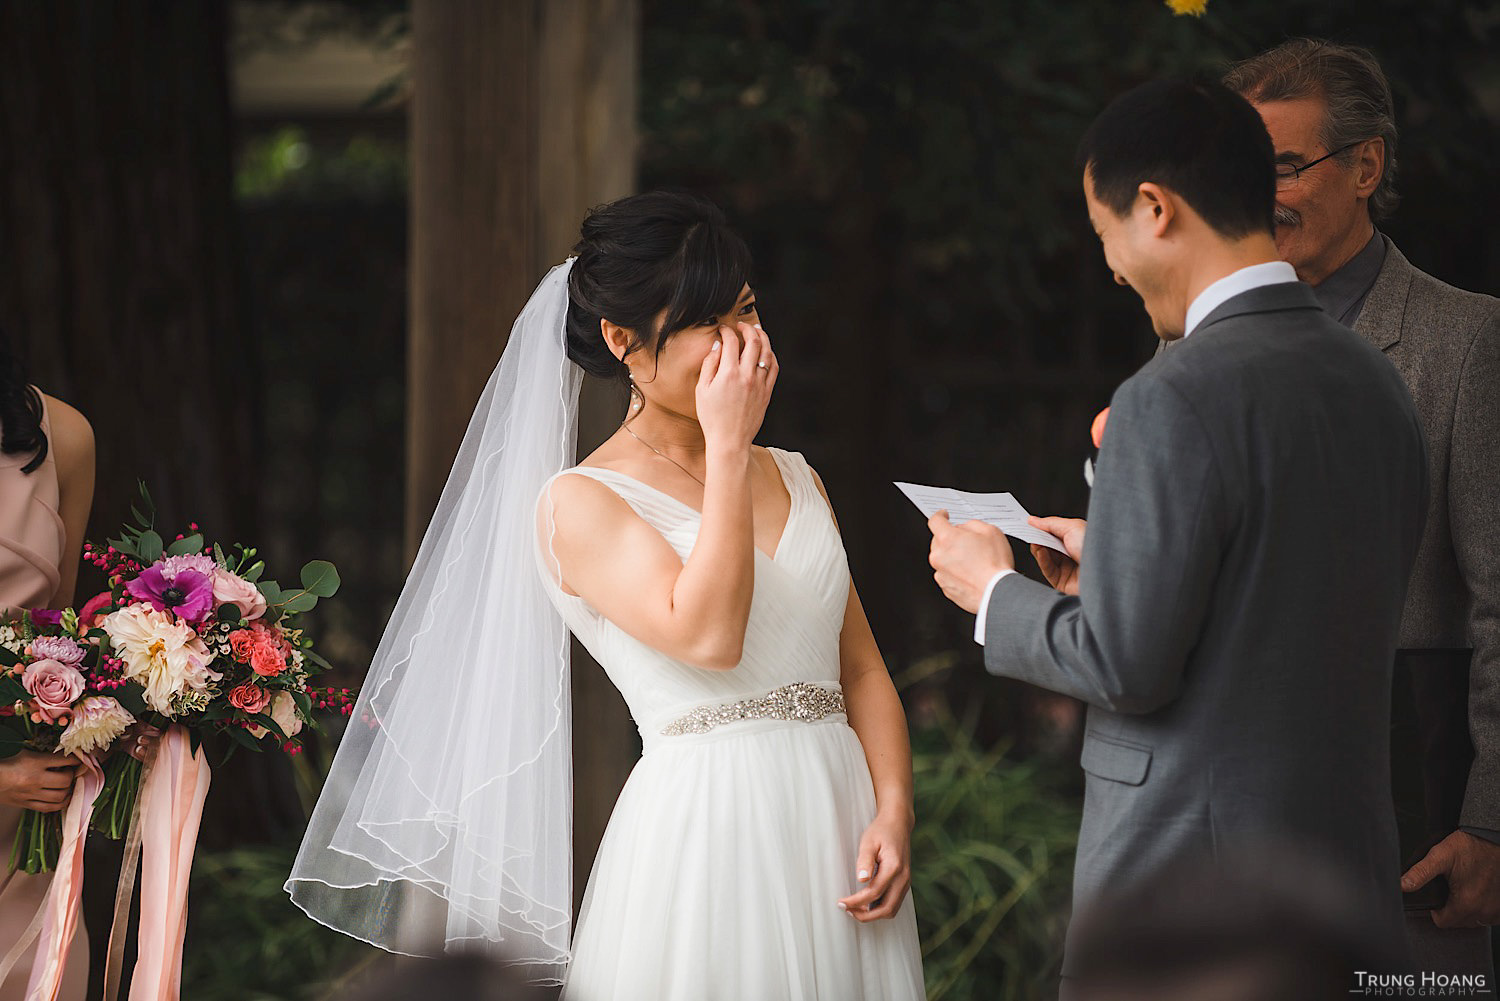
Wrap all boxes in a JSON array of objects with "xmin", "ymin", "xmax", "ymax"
[{"xmin": 1311, "ymin": 228, "xmax": 1387, "ymax": 327}]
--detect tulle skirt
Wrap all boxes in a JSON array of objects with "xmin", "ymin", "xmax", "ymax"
[{"xmin": 561, "ymin": 717, "xmax": 925, "ymax": 1001}]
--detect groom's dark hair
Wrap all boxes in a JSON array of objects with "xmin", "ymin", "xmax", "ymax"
[{"xmin": 1078, "ymin": 77, "xmax": 1276, "ymax": 239}]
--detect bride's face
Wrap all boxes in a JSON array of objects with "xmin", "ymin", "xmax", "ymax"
[{"xmin": 631, "ymin": 285, "xmax": 760, "ymax": 420}]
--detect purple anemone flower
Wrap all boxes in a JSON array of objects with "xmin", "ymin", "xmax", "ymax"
[
  {"xmin": 29, "ymin": 609, "xmax": 62, "ymax": 627},
  {"xmin": 126, "ymin": 563, "xmax": 216, "ymax": 623}
]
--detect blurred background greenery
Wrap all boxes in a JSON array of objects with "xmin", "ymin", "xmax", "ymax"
[{"xmin": 1, "ymin": 0, "xmax": 1496, "ymax": 998}]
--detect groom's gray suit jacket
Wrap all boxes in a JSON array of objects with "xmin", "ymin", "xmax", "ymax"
[{"xmin": 983, "ymin": 282, "xmax": 1428, "ymax": 968}]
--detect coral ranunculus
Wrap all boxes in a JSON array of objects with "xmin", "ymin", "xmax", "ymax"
[
  {"xmin": 101, "ymin": 604, "xmax": 220, "ymax": 715},
  {"xmin": 250, "ymin": 644, "xmax": 288, "ymax": 678},
  {"xmin": 77, "ymin": 590, "xmax": 114, "ymax": 628},
  {"xmin": 228, "ymin": 681, "xmax": 272, "ymax": 715}
]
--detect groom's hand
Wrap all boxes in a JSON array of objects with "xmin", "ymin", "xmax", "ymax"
[
  {"xmin": 1402, "ymin": 830, "xmax": 1500, "ymax": 927},
  {"xmin": 1028, "ymin": 516, "xmax": 1087, "ymax": 596},
  {"xmin": 927, "ymin": 511, "xmax": 1014, "ymax": 614}
]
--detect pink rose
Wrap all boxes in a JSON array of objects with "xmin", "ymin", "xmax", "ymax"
[
  {"xmin": 22, "ymin": 659, "xmax": 86, "ymax": 723},
  {"xmin": 212, "ymin": 569, "xmax": 267, "ymax": 622},
  {"xmin": 228, "ymin": 681, "xmax": 273, "ymax": 715}
]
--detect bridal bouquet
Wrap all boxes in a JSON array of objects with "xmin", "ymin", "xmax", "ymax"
[{"xmin": 0, "ymin": 483, "xmax": 354, "ymax": 875}]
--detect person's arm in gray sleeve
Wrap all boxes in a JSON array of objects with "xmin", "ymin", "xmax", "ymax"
[
  {"xmin": 982, "ymin": 375, "xmax": 1228, "ymax": 714},
  {"xmin": 1454, "ymin": 309, "xmax": 1500, "ymax": 830}
]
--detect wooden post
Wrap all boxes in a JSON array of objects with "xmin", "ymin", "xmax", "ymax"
[
  {"xmin": 407, "ymin": 0, "xmax": 639, "ymax": 916},
  {"xmin": 0, "ymin": 0, "xmax": 254, "ymax": 543}
]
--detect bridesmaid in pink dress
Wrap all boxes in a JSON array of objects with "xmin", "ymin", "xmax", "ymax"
[{"xmin": 0, "ymin": 349, "xmax": 95, "ymax": 1001}]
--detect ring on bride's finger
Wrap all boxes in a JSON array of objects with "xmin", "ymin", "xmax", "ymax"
[{"xmin": 757, "ymin": 362, "xmax": 769, "ymax": 370}]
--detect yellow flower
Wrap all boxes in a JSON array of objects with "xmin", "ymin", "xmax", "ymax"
[{"xmin": 1166, "ymin": 0, "xmax": 1209, "ymax": 15}]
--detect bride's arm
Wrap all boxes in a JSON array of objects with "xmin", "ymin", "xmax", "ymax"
[
  {"xmin": 544, "ymin": 327, "xmax": 775, "ymax": 670},
  {"xmin": 544, "ymin": 469, "xmax": 751, "ymax": 669},
  {"xmin": 809, "ymin": 471, "xmax": 915, "ymax": 922}
]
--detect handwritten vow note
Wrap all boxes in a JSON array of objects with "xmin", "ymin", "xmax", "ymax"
[{"xmin": 894, "ymin": 482, "xmax": 1068, "ymax": 554}]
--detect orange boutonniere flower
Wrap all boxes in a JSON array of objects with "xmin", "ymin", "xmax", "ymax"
[
  {"xmin": 1091, "ymin": 407, "xmax": 1110, "ymax": 449},
  {"xmin": 1165, "ymin": 0, "xmax": 1209, "ymax": 15}
]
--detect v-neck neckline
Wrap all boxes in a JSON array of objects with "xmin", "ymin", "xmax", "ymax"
[{"xmin": 578, "ymin": 448, "xmax": 800, "ymax": 564}]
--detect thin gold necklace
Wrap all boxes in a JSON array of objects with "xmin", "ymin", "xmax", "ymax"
[{"xmin": 622, "ymin": 423, "xmax": 706, "ymax": 487}]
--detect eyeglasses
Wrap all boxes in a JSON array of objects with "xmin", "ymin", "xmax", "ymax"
[{"xmin": 1273, "ymin": 141, "xmax": 1365, "ymax": 188}]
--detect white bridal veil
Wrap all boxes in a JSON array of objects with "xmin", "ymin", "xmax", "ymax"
[{"xmin": 286, "ymin": 260, "xmax": 581, "ymax": 984}]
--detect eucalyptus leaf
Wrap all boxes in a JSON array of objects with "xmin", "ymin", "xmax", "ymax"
[
  {"xmin": 166, "ymin": 533, "xmax": 205, "ymax": 557},
  {"xmin": 243, "ymin": 561, "xmax": 265, "ymax": 583},
  {"xmin": 138, "ymin": 530, "xmax": 163, "ymax": 564},
  {"xmin": 282, "ymin": 592, "xmax": 318, "ymax": 614},
  {"xmin": 299, "ymin": 561, "xmax": 340, "ymax": 598},
  {"xmin": 109, "ymin": 536, "xmax": 141, "ymax": 560}
]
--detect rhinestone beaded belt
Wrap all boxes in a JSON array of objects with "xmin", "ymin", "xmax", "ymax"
[{"xmin": 659, "ymin": 682, "xmax": 846, "ymax": 737}]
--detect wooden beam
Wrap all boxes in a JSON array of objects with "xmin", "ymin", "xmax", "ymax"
[{"xmin": 407, "ymin": 0, "xmax": 639, "ymax": 920}]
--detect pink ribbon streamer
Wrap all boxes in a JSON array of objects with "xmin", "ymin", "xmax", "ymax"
[
  {"xmin": 21, "ymin": 754, "xmax": 104, "ymax": 1001},
  {"xmin": 121, "ymin": 727, "xmax": 210, "ymax": 1001},
  {"xmin": 20, "ymin": 726, "xmax": 211, "ymax": 1001}
]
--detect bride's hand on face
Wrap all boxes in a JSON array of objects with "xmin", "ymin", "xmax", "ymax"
[
  {"xmin": 837, "ymin": 812, "xmax": 913, "ymax": 922},
  {"xmin": 695, "ymin": 322, "xmax": 777, "ymax": 456}
]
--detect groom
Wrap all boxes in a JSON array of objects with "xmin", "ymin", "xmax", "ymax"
[{"xmin": 928, "ymin": 78, "xmax": 1428, "ymax": 976}]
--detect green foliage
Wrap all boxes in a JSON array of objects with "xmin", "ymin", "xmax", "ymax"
[
  {"xmin": 167, "ymin": 533, "xmax": 205, "ymax": 557},
  {"xmin": 911, "ymin": 711, "xmax": 1079, "ymax": 1001},
  {"xmin": 236, "ymin": 126, "xmax": 407, "ymax": 201},
  {"xmin": 182, "ymin": 841, "xmax": 377, "ymax": 1001}
]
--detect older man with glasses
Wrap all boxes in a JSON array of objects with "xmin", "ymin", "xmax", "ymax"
[{"xmin": 1224, "ymin": 39, "xmax": 1500, "ymax": 978}]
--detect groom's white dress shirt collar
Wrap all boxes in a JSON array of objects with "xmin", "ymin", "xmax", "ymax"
[
  {"xmin": 1182, "ymin": 260, "xmax": 1298, "ymax": 338},
  {"xmin": 973, "ymin": 259, "xmax": 1298, "ymax": 645}
]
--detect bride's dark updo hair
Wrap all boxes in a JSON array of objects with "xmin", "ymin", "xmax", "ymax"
[
  {"xmin": 566, "ymin": 191, "xmax": 752, "ymax": 381},
  {"xmin": 0, "ymin": 335, "xmax": 47, "ymax": 474}
]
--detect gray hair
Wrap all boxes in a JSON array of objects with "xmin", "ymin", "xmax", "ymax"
[{"xmin": 1224, "ymin": 39, "xmax": 1399, "ymax": 221}]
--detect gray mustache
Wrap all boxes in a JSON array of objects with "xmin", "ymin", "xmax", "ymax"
[{"xmin": 1274, "ymin": 205, "xmax": 1301, "ymax": 227}]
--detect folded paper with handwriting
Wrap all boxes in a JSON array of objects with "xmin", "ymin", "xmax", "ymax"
[{"xmin": 894, "ymin": 482, "xmax": 1068, "ymax": 554}]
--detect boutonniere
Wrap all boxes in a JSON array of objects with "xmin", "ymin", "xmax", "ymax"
[{"xmin": 1084, "ymin": 407, "xmax": 1110, "ymax": 488}]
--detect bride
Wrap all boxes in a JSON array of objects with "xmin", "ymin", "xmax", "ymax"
[{"xmin": 287, "ymin": 191, "xmax": 924, "ymax": 999}]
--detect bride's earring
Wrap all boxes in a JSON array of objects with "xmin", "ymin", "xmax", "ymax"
[{"xmin": 628, "ymin": 376, "xmax": 643, "ymax": 413}]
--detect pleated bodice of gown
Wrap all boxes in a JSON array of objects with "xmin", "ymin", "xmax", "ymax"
[
  {"xmin": 537, "ymin": 447, "xmax": 924, "ymax": 1001},
  {"xmin": 540, "ymin": 447, "xmax": 851, "ymax": 738},
  {"xmin": 0, "ymin": 393, "xmax": 87, "ymax": 1001}
]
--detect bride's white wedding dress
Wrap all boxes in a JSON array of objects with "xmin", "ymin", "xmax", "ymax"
[{"xmin": 537, "ymin": 447, "xmax": 925, "ymax": 1000}]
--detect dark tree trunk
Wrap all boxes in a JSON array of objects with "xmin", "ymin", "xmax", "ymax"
[
  {"xmin": 0, "ymin": 5, "xmax": 295, "ymax": 993},
  {"xmin": 0, "ymin": 1, "xmax": 256, "ymax": 543},
  {"xmin": 408, "ymin": 0, "xmax": 640, "ymax": 914}
]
